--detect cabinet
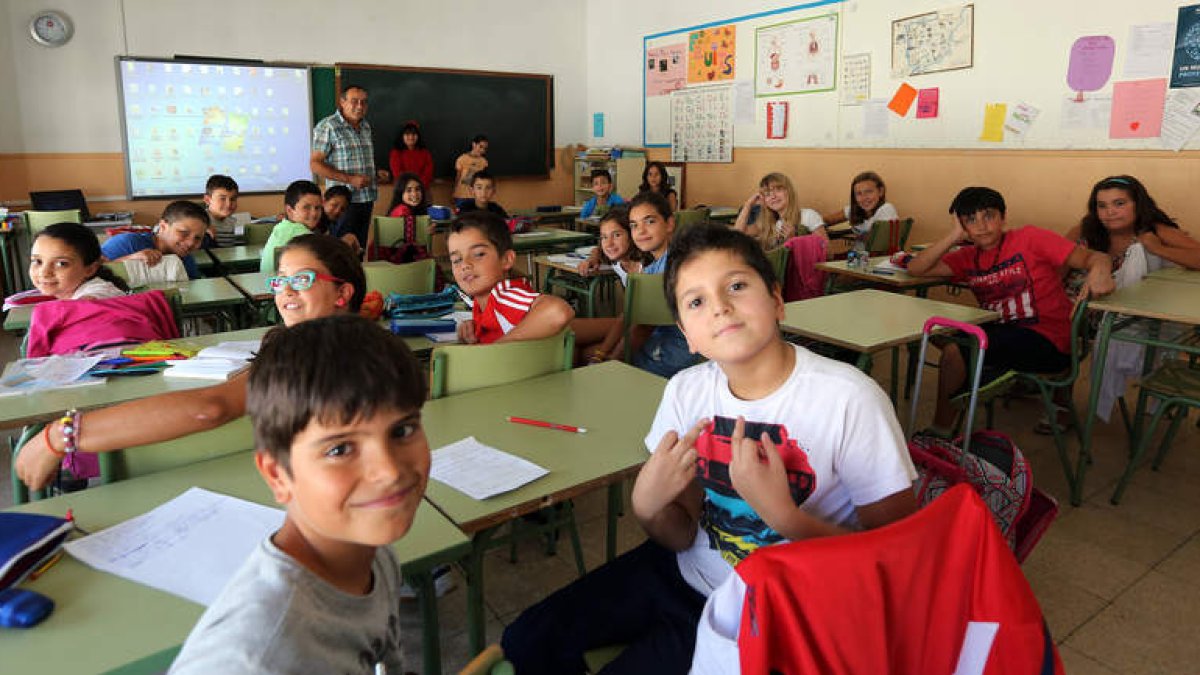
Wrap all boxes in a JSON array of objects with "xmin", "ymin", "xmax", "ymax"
[{"xmin": 573, "ymin": 156, "xmax": 645, "ymax": 206}]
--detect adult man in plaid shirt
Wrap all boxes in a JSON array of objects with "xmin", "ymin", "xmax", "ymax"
[{"xmin": 311, "ymin": 84, "xmax": 390, "ymax": 250}]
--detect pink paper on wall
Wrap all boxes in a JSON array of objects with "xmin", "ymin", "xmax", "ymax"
[
  {"xmin": 916, "ymin": 88, "xmax": 940, "ymax": 118},
  {"xmin": 1067, "ymin": 36, "xmax": 1115, "ymax": 92},
  {"xmin": 1109, "ymin": 78, "xmax": 1167, "ymax": 139},
  {"xmin": 646, "ymin": 44, "xmax": 686, "ymax": 97}
]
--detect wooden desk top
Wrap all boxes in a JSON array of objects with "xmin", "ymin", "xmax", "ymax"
[
  {"xmin": 1089, "ymin": 278, "xmax": 1200, "ymax": 325},
  {"xmin": 782, "ymin": 289, "xmax": 998, "ymax": 352},
  {"xmin": 511, "ymin": 227, "xmax": 595, "ymax": 252},
  {"xmin": 4, "ymin": 452, "xmax": 469, "ymax": 675},
  {"xmin": 1147, "ymin": 266, "xmax": 1200, "ymax": 285},
  {"xmin": 816, "ymin": 256, "xmax": 947, "ymax": 289}
]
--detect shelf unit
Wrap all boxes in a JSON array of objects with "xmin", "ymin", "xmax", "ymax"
[{"xmin": 573, "ymin": 155, "xmax": 645, "ymax": 206}]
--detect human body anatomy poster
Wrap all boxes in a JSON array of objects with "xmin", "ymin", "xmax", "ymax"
[{"xmin": 756, "ymin": 14, "xmax": 839, "ymax": 96}]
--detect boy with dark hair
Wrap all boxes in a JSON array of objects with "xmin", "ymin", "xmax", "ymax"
[
  {"xmin": 908, "ymin": 186, "xmax": 1114, "ymax": 431},
  {"xmin": 261, "ymin": 180, "xmax": 324, "ymax": 274},
  {"xmin": 456, "ymin": 170, "xmax": 509, "ymax": 219},
  {"xmin": 501, "ymin": 224, "xmax": 918, "ymax": 674},
  {"xmin": 170, "ymin": 315, "xmax": 429, "ymax": 674},
  {"xmin": 448, "ymin": 210, "xmax": 573, "ymax": 344},
  {"xmin": 453, "ymin": 134, "xmax": 490, "ymax": 210},
  {"xmin": 579, "ymin": 168, "xmax": 625, "ymax": 219},
  {"xmin": 203, "ymin": 174, "xmax": 242, "ymax": 247},
  {"xmin": 102, "ymin": 200, "xmax": 209, "ymax": 279}
]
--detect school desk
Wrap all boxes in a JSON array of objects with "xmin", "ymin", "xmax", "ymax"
[
  {"xmin": 511, "ymin": 208, "xmax": 581, "ymax": 229},
  {"xmin": 1074, "ymin": 279, "xmax": 1200, "ymax": 506},
  {"xmin": 706, "ymin": 206, "xmax": 739, "ymax": 224},
  {"xmin": 1147, "ymin": 266, "xmax": 1200, "ymax": 285},
  {"xmin": 509, "ymin": 227, "xmax": 596, "ymax": 279},
  {"xmin": 816, "ymin": 256, "xmax": 947, "ymax": 298},
  {"xmin": 3, "ymin": 451, "xmax": 470, "ymax": 675},
  {"xmin": 421, "ymin": 360, "xmax": 666, "ymax": 653},
  {"xmin": 781, "ymin": 289, "xmax": 998, "ymax": 403},
  {"xmin": 195, "ymin": 244, "xmax": 266, "ymax": 275},
  {"xmin": 535, "ymin": 254, "xmax": 617, "ymax": 317},
  {"xmin": 3, "ymin": 303, "xmax": 32, "ymax": 332}
]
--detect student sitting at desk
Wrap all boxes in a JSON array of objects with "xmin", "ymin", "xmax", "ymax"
[
  {"xmin": 640, "ymin": 161, "xmax": 679, "ymax": 213},
  {"xmin": 261, "ymin": 180, "xmax": 325, "ymax": 274},
  {"xmin": 572, "ymin": 206, "xmax": 649, "ymax": 362},
  {"xmin": 317, "ymin": 185, "xmax": 362, "ymax": 255},
  {"xmin": 821, "ymin": 170, "xmax": 899, "ymax": 238},
  {"xmin": 29, "ymin": 222, "xmax": 128, "ymax": 301},
  {"xmin": 169, "ymin": 315, "xmax": 427, "ymax": 674},
  {"xmin": 382, "ymin": 172, "xmax": 431, "ymax": 262},
  {"xmin": 453, "ymin": 134, "xmax": 489, "ymax": 210},
  {"xmin": 733, "ymin": 172, "xmax": 826, "ymax": 249},
  {"xmin": 628, "ymin": 191, "xmax": 697, "ymax": 378},
  {"xmin": 202, "ymin": 174, "xmax": 242, "ymax": 248},
  {"xmin": 456, "ymin": 171, "xmax": 509, "ymax": 219},
  {"xmin": 448, "ymin": 210, "xmax": 573, "ymax": 344},
  {"xmin": 501, "ymin": 225, "xmax": 917, "ymax": 674},
  {"xmin": 102, "ymin": 200, "xmax": 208, "ymax": 279},
  {"xmin": 907, "ymin": 186, "xmax": 1115, "ymax": 433},
  {"xmin": 579, "ymin": 168, "xmax": 625, "ymax": 219},
  {"xmin": 15, "ymin": 235, "xmax": 367, "ymax": 493}
]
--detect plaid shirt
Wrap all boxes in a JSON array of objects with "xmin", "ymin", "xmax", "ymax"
[{"xmin": 312, "ymin": 110, "xmax": 377, "ymax": 203}]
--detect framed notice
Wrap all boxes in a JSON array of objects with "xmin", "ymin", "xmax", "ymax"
[{"xmin": 892, "ymin": 4, "xmax": 974, "ymax": 77}]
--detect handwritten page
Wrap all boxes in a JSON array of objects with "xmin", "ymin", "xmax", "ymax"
[
  {"xmin": 1110, "ymin": 78, "xmax": 1167, "ymax": 139},
  {"xmin": 916, "ymin": 88, "xmax": 939, "ymax": 119},
  {"xmin": 431, "ymin": 436, "xmax": 548, "ymax": 500},
  {"xmin": 839, "ymin": 53, "xmax": 870, "ymax": 106},
  {"xmin": 1003, "ymin": 102, "xmax": 1041, "ymax": 138},
  {"xmin": 979, "ymin": 103, "xmax": 1008, "ymax": 142},
  {"xmin": 64, "ymin": 487, "xmax": 284, "ymax": 606},
  {"xmin": 1160, "ymin": 88, "xmax": 1200, "ymax": 151},
  {"xmin": 1124, "ymin": 23, "xmax": 1174, "ymax": 79}
]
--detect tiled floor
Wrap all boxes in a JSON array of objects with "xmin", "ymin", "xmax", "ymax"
[{"xmin": 2, "ymin": 327, "xmax": 1198, "ymax": 674}]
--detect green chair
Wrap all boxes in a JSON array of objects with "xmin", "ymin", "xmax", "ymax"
[
  {"xmin": 373, "ymin": 214, "xmax": 433, "ymax": 252},
  {"xmin": 244, "ymin": 221, "xmax": 275, "ymax": 245},
  {"xmin": 765, "ymin": 245, "xmax": 790, "ymax": 285},
  {"xmin": 674, "ymin": 208, "xmax": 709, "ymax": 233},
  {"xmin": 363, "ymin": 258, "xmax": 437, "ymax": 296},
  {"xmin": 863, "ymin": 218, "xmax": 913, "ymax": 255},
  {"xmin": 1110, "ymin": 359, "xmax": 1200, "ymax": 504},
  {"xmin": 104, "ymin": 261, "xmax": 132, "ymax": 285},
  {"xmin": 24, "ymin": 209, "xmax": 82, "ymax": 237},
  {"xmin": 622, "ymin": 273, "xmax": 676, "ymax": 362},
  {"xmin": 99, "ymin": 416, "xmax": 255, "ymax": 484}
]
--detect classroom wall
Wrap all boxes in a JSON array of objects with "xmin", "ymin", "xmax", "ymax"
[
  {"xmin": 0, "ymin": 0, "xmax": 584, "ymax": 217},
  {"xmin": 590, "ymin": 1, "xmax": 1200, "ymax": 245}
]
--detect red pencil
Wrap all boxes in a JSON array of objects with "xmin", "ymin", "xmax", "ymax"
[{"xmin": 506, "ymin": 416, "xmax": 587, "ymax": 434}]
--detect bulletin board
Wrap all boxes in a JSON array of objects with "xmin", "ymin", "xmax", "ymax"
[{"xmin": 643, "ymin": 0, "xmax": 1200, "ymax": 151}]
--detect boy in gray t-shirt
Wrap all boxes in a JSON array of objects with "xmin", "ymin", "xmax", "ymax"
[{"xmin": 171, "ymin": 316, "xmax": 431, "ymax": 674}]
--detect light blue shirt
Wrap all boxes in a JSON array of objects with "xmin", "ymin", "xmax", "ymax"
[{"xmin": 580, "ymin": 193, "xmax": 625, "ymax": 219}]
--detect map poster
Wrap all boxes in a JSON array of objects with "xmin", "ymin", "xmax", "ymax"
[
  {"xmin": 688, "ymin": 25, "xmax": 736, "ymax": 84},
  {"xmin": 1171, "ymin": 4, "xmax": 1200, "ymax": 88},
  {"xmin": 755, "ymin": 13, "xmax": 839, "ymax": 97},
  {"xmin": 892, "ymin": 4, "xmax": 974, "ymax": 78},
  {"xmin": 647, "ymin": 43, "xmax": 687, "ymax": 97}
]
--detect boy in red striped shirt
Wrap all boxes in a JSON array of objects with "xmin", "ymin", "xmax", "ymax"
[{"xmin": 448, "ymin": 211, "xmax": 574, "ymax": 344}]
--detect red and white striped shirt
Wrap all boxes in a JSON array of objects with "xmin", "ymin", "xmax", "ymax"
[{"xmin": 472, "ymin": 278, "xmax": 541, "ymax": 344}]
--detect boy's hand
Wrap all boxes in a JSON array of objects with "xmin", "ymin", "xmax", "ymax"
[
  {"xmin": 15, "ymin": 431, "xmax": 61, "ymax": 492},
  {"xmin": 1083, "ymin": 266, "xmax": 1116, "ymax": 297},
  {"xmin": 947, "ymin": 218, "xmax": 969, "ymax": 244},
  {"xmin": 632, "ymin": 419, "xmax": 706, "ymax": 519},
  {"xmin": 130, "ymin": 248, "xmax": 163, "ymax": 266},
  {"xmin": 457, "ymin": 319, "xmax": 478, "ymax": 344},
  {"xmin": 728, "ymin": 416, "xmax": 792, "ymax": 523},
  {"xmin": 376, "ymin": 169, "xmax": 391, "ymax": 184}
]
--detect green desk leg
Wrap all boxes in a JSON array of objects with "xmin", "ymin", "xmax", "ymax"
[
  {"xmin": 1076, "ymin": 311, "xmax": 1116, "ymax": 506},
  {"xmin": 406, "ymin": 568, "xmax": 443, "ymax": 675},
  {"xmin": 464, "ymin": 526, "xmax": 499, "ymax": 656},
  {"xmin": 606, "ymin": 483, "xmax": 622, "ymax": 562}
]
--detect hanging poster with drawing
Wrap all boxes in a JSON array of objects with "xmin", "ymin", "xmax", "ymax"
[
  {"xmin": 647, "ymin": 43, "xmax": 687, "ymax": 97},
  {"xmin": 755, "ymin": 13, "xmax": 839, "ymax": 97},
  {"xmin": 688, "ymin": 25, "xmax": 737, "ymax": 84},
  {"xmin": 892, "ymin": 4, "xmax": 974, "ymax": 77},
  {"xmin": 671, "ymin": 85, "xmax": 734, "ymax": 162}
]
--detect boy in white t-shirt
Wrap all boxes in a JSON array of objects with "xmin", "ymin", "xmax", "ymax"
[{"xmin": 501, "ymin": 224, "xmax": 917, "ymax": 674}]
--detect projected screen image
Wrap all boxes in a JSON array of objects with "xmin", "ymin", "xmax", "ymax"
[{"xmin": 118, "ymin": 58, "xmax": 313, "ymax": 198}]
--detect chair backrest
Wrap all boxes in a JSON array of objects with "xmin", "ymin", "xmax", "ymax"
[
  {"xmin": 99, "ymin": 416, "xmax": 255, "ymax": 484},
  {"xmin": 863, "ymin": 218, "xmax": 913, "ymax": 254},
  {"xmin": 765, "ymin": 246, "xmax": 790, "ymax": 285},
  {"xmin": 374, "ymin": 214, "xmax": 434, "ymax": 251},
  {"xmin": 674, "ymin": 208, "xmax": 709, "ymax": 232},
  {"xmin": 24, "ymin": 209, "xmax": 82, "ymax": 236},
  {"xmin": 244, "ymin": 221, "xmax": 276, "ymax": 245},
  {"xmin": 364, "ymin": 258, "xmax": 437, "ymax": 296},
  {"xmin": 622, "ymin": 273, "xmax": 676, "ymax": 361},
  {"xmin": 29, "ymin": 189, "xmax": 90, "ymax": 221},
  {"xmin": 430, "ymin": 329, "xmax": 574, "ymax": 399}
]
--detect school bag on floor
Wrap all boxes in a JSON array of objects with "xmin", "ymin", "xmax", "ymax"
[{"xmin": 907, "ymin": 317, "xmax": 1057, "ymax": 561}]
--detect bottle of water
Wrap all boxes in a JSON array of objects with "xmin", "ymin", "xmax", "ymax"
[{"xmin": 851, "ymin": 239, "xmax": 868, "ymax": 270}]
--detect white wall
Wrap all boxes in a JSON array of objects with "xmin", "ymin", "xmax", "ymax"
[{"xmin": 0, "ymin": 0, "xmax": 587, "ymax": 153}]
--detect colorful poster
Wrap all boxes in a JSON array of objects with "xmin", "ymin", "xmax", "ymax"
[
  {"xmin": 671, "ymin": 85, "xmax": 734, "ymax": 162},
  {"xmin": 888, "ymin": 83, "xmax": 917, "ymax": 116},
  {"xmin": 979, "ymin": 103, "xmax": 1007, "ymax": 142},
  {"xmin": 1003, "ymin": 102, "xmax": 1041, "ymax": 138},
  {"xmin": 1067, "ymin": 36, "xmax": 1115, "ymax": 93},
  {"xmin": 1110, "ymin": 79, "xmax": 1167, "ymax": 138},
  {"xmin": 1171, "ymin": 4, "xmax": 1200, "ymax": 88},
  {"xmin": 840, "ymin": 53, "xmax": 871, "ymax": 105},
  {"xmin": 916, "ymin": 88, "xmax": 940, "ymax": 118},
  {"xmin": 688, "ymin": 25, "xmax": 736, "ymax": 84},
  {"xmin": 646, "ymin": 43, "xmax": 686, "ymax": 97},
  {"xmin": 755, "ymin": 14, "xmax": 838, "ymax": 96}
]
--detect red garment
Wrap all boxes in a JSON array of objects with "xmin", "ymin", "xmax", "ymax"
[
  {"xmin": 782, "ymin": 235, "xmax": 827, "ymax": 301},
  {"xmin": 27, "ymin": 291, "xmax": 179, "ymax": 358},
  {"xmin": 941, "ymin": 226, "xmax": 1075, "ymax": 353},
  {"xmin": 388, "ymin": 147, "xmax": 435, "ymax": 189},
  {"xmin": 472, "ymin": 278, "xmax": 539, "ymax": 344},
  {"xmin": 737, "ymin": 484, "xmax": 1062, "ymax": 675}
]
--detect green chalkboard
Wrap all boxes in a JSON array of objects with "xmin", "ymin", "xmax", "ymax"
[{"xmin": 331, "ymin": 64, "xmax": 553, "ymax": 179}]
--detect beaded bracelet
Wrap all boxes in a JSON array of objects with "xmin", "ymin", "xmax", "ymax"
[{"xmin": 61, "ymin": 409, "xmax": 80, "ymax": 455}]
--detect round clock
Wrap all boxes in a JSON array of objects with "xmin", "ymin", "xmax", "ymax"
[{"xmin": 29, "ymin": 10, "xmax": 74, "ymax": 47}]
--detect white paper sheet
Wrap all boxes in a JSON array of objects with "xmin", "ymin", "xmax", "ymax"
[
  {"xmin": 1060, "ymin": 96, "xmax": 1112, "ymax": 130},
  {"xmin": 1123, "ymin": 23, "xmax": 1174, "ymax": 79},
  {"xmin": 1159, "ymin": 88, "xmax": 1200, "ymax": 151},
  {"xmin": 430, "ymin": 436, "xmax": 548, "ymax": 500},
  {"xmin": 64, "ymin": 487, "xmax": 284, "ymax": 606},
  {"xmin": 734, "ymin": 81, "xmax": 755, "ymax": 125},
  {"xmin": 0, "ymin": 354, "xmax": 107, "ymax": 397},
  {"xmin": 194, "ymin": 340, "xmax": 261, "ymax": 361},
  {"xmin": 862, "ymin": 99, "xmax": 889, "ymax": 139}
]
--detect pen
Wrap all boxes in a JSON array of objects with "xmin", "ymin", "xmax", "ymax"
[
  {"xmin": 507, "ymin": 416, "xmax": 587, "ymax": 434},
  {"xmin": 28, "ymin": 550, "xmax": 64, "ymax": 581}
]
